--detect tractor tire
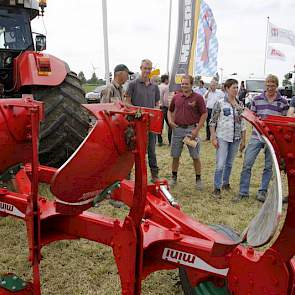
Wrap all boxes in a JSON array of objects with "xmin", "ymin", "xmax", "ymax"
[
  {"xmin": 32, "ymin": 72, "xmax": 89, "ymax": 167},
  {"xmin": 179, "ymin": 224, "xmax": 240, "ymax": 295}
]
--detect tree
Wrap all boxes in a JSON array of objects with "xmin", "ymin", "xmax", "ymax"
[
  {"xmin": 87, "ymin": 72, "xmax": 99, "ymax": 84},
  {"xmin": 78, "ymin": 71, "xmax": 87, "ymax": 84},
  {"xmin": 97, "ymin": 79, "xmax": 106, "ymax": 86}
]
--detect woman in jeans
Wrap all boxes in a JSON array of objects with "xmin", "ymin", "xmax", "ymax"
[{"xmin": 209, "ymin": 79, "xmax": 246, "ymax": 198}]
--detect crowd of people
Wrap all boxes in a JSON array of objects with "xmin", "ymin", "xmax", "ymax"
[{"xmin": 101, "ymin": 58, "xmax": 294, "ymax": 203}]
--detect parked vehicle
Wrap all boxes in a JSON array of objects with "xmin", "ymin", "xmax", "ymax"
[
  {"xmin": 85, "ymin": 85, "xmax": 105, "ymax": 103},
  {"xmin": 244, "ymin": 78, "xmax": 265, "ymax": 107}
]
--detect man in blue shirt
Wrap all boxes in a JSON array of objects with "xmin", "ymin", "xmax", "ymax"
[
  {"xmin": 235, "ymin": 74, "xmax": 289, "ymax": 202},
  {"xmin": 193, "ymin": 80, "xmax": 207, "ymax": 97}
]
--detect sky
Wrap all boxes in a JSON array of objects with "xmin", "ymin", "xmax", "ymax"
[{"xmin": 31, "ymin": 0, "xmax": 295, "ymax": 83}]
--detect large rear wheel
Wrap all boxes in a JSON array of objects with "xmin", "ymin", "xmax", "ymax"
[
  {"xmin": 32, "ymin": 72, "xmax": 89, "ymax": 167},
  {"xmin": 179, "ymin": 225, "xmax": 240, "ymax": 295}
]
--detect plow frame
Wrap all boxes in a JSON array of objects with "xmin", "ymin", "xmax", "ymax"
[{"xmin": 0, "ymin": 100, "xmax": 294, "ymax": 294}]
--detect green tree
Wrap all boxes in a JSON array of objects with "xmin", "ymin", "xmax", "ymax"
[
  {"xmin": 97, "ymin": 79, "xmax": 106, "ymax": 86},
  {"xmin": 78, "ymin": 71, "xmax": 87, "ymax": 84},
  {"xmin": 87, "ymin": 72, "xmax": 99, "ymax": 84}
]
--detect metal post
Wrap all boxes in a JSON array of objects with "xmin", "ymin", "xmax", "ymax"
[
  {"xmin": 219, "ymin": 67, "xmax": 224, "ymax": 83},
  {"xmin": 166, "ymin": 0, "xmax": 172, "ymax": 74},
  {"xmin": 263, "ymin": 17, "xmax": 270, "ymax": 76},
  {"xmin": 102, "ymin": 0, "xmax": 110, "ymax": 84}
]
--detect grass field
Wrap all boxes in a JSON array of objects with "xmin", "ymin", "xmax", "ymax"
[
  {"xmin": 83, "ymin": 84, "xmax": 107, "ymax": 94},
  {"xmin": 83, "ymin": 84, "xmax": 99, "ymax": 93},
  {"xmin": 0, "ymin": 124, "xmax": 288, "ymax": 294}
]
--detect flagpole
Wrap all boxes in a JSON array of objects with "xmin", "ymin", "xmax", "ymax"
[
  {"xmin": 102, "ymin": 0, "xmax": 110, "ymax": 85},
  {"xmin": 166, "ymin": 0, "xmax": 172, "ymax": 74},
  {"xmin": 264, "ymin": 16, "xmax": 270, "ymax": 76}
]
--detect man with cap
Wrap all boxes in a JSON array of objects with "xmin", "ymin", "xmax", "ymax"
[
  {"xmin": 101, "ymin": 64, "xmax": 133, "ymax": 208},
  {"xmin": 101, "ymin": 64, "xmax": 133, "ymax": 103}
]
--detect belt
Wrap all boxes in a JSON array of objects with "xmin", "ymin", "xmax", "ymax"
[{"xmin": 178, "ymin": 124, "xmax": 196, "ymax": 129}]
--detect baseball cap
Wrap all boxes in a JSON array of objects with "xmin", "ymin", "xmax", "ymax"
[{"xmin": 114, "ymin": 64, "xmax": 134, "ymax": 75}]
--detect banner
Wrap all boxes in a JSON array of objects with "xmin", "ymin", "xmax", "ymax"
[
  {"xmin": 194, "ymin": 1, "xmax": 218, "ymax": 77},
  {"xmin": 268, "ymin": 22, "xmax": 295, "ymax": 48},
  {"xmin": 169, "ymin": 0, "xmax": 200, "ymax": 92},
  {"xmin": 267, "ymin": 46, "xmax": 286, "ymax": 61}
]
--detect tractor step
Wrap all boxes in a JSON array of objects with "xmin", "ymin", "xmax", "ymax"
[{"xmin": 0, "ymin": 274, "xmax": 33, "ymax": 294}]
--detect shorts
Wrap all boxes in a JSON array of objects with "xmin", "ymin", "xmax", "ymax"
[{"xmin": 170, "ymin": 126, "xmax": 200, "ymax": 159}]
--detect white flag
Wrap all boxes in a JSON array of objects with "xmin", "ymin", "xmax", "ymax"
[
  {"xmin": 267, "ymin": 46, "xmax": 286, "ymax": 61},
  {"xmin": 268, "ymin": 22, "xmax": 295, "ymax": 47}
]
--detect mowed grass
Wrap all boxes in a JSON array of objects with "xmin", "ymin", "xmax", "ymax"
[
  {"xmin": 83, "ymin": 84, "xmax": 99, "ymax": 93},
  {"xmin": 0, "ymin": 123, "xmax": 289, "ymax": 294}
]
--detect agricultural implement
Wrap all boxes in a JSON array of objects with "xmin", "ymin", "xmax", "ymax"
[{"xmin": 0, "ymin": 97, "xmax": 295, "ymax": 294}]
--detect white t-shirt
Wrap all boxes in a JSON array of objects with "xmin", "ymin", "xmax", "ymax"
[
  {"xmin": 159, "ymin": 83, "xmax": 169, "ymax": 107},
  {"xmin": 206, "ymin": 89, "xmax": 224, "ymax": 109}
]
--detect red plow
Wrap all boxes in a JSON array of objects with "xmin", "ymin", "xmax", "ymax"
[{"xmin": 0, "ymin": 97, "xmax": 295, "ymax": 294}]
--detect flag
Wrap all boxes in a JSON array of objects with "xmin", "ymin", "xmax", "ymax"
[
  {"xmin": 268, "ymin": 22, "xmax": 295, "ymax": 47},
  {"xmin": 194, "ymin": 0, "xmax": 218, "ymax": 77},
  {"xmin": 267, "ymin": 46, "xmax": 286, "ymax": 61},
  {"xmin": 169, "ymin": 0, "xmax": 201, "ymax": 92}
]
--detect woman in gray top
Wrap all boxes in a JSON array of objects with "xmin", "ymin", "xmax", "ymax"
[{"xmin": 209, "ymin": 79, "xmax": 246, "ymax": 198}]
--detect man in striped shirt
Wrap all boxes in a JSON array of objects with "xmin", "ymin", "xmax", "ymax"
[{"xmin": 235, "ymin": 74, "xmax": 289, "ymax": 202}]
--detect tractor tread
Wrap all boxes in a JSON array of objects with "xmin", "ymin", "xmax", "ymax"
[{"xmin": 32, "ymin": 72, "xmax": 89, "ymax": 167}]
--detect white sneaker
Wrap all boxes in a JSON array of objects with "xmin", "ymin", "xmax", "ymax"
[
  {"xmin": 169, "ymin": 177, "xmax": 177, "ymax": 187},
  {"xmin": 195, "ymin": 179, "xmax": 203, "ymax": 191}
]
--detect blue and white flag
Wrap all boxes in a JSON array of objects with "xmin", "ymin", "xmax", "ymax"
[{"xmin": 194, "ymin": 0, "xmax": 218, "ymax": 77}]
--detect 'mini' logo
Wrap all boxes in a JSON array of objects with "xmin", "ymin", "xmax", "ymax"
[
  {"xmin": 0, "ymin": 201, "xmax": 25, "ymax": 218},
  {"xmin": 162, "ymin": 247, "xmax": 229, "ymax": 276},
  {"xmin": 0, "ymin": 202, "xmax": 13, "ymax": 212},
  {"xmin": 163, "ymin": 248, "xmax": 196, "ymax": 264}
]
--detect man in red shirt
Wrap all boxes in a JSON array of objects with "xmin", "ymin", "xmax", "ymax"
[{"xmin": 168, "ymin": 75, "xmax": 208, "ymax": 189}]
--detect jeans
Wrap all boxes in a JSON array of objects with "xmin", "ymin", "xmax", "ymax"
[
  {"xmin": 214, "ymin": 138, "xmax": 240, "ymax": 189},
  {"xmin": 157, "ymin": 106, "xmax": 172, "ymax": 145},
  {"xmin": 148, "ymin": 132, "xmax": 159, "ymax": 176},
  {"xmin": 239, "ymin": 136, "xmax": 272, "ymax": 196},
  {"xmin": 206, "ymin": 108, "xmax": 212, "ymax": 140}
]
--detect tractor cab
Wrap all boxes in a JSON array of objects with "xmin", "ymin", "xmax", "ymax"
[
  {"xmin": 0, "ymin": 0, "xmax": 45, "ymax": 94},
  {"xmin": 0, "ymin": 8, "xmax": 33, "ymax": 51},
  {"xmin": 0, "ymin": 0, "xmax": 89, "ymax": 169}
]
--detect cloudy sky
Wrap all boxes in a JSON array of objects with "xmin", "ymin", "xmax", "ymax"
[{"xmin": 32, "ymin": 0, "xmax": 295, "ymax": 82}]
